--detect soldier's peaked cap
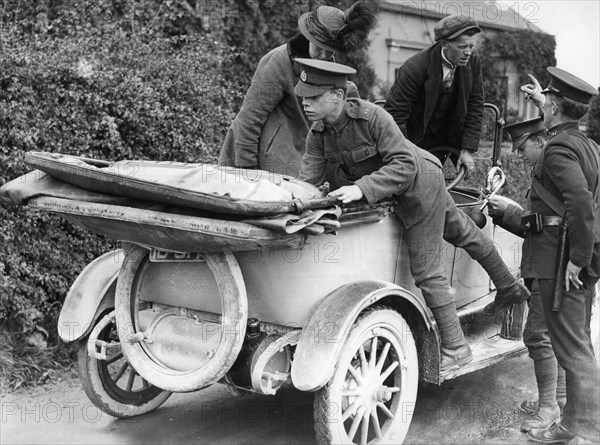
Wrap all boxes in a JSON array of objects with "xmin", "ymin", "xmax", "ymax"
[
  {"xmin": 541, "ymin": 67, "xmax": 599, "ymax": 104},
  {"xmin": 504, "ymin": 117, "xmax": 547, "ymax": 152},
  {"xmin": 294, "ymin": 58, "xmax": 356, "ymax": 98}
]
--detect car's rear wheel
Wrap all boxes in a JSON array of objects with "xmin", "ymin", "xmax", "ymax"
[
  {"xmin": 314, "ymin": 307, "xmax": 418, "ymax": 444},
  {"xmin": 77, "ymin": 311, "xmax": 172, "ymax": 418}
]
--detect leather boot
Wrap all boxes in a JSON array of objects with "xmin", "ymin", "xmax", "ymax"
[
  {"xmin": 431, "ymin": 303, "xmax": 473, "ymax": 374},
  {"xmin": 528, "ymin": 423, "xmax": 576, "ymax": 444},
  {"xmin": 521, "ymin": 356, "xmax": 563, "ymax": 431},
  {"xmin": 521, "ymin": 406, "xmax": 562, "ymax": 432},
  {"xmin": 440, "ymin": 344, "xmax": 473, "ymax": 373},
  {"xmin": 483, "ymin": 280, "xmax": 531, "ymax": 315}
]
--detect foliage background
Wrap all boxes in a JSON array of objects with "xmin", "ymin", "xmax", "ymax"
[
  {"xmin": 0, "ymin": 0, "xmax": 377, "ymax": 390},
  {"xmin": 587, "ymin": 89, "xmax": 600, "ymax": 144},
  {"xmin": 478, "ymin": 29, "xmax": 556, "ymax": 125},
  {"xmin": 0, "ymin": 0, "xmax": 567, "ymax": 389}
]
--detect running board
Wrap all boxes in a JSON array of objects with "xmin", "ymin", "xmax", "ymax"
[{"xmin": 441, "ymin": 334, "xmax": 526, "ymax": 382}]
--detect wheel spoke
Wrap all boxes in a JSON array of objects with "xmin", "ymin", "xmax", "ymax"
[
  {"xmin": 113, "ymin": 361, "xmax": 128, "ymax": 383},
  {"xmin": 369, "ymin": 337, "xmax": 378, "ymax": 370},
  {"xmin": 348, "ymin": 364, "xmax": 363, "ymax": 384},
  {"xmin": 347, "ymin": 406, "xmax": 366, "ymax": 440},
  {"xmin": 106, "ymin": 351, "xmax": 124, "ymax": 365},
  {"xmin": 379, "ymin": 360, "xmax": 399, "ymax": 383},
  {"xmin": 375, "ymin": 342, "xmax": 391, "ymax": 374},
  {"xmin": 370, "ymin": 409, "xmax": 383, "ymax": 439},
  {"xmin": 142, "ymin": 378, "xmax": 149, "ymax": 389},
  {"xmin": 377, "ymin": 402, "xmax": 395, "ymax": 419},
  {"xmin": 358, "ymin": 345, "xmax": 368, "ymax": 376},
  {"xmin": 342, "ymin": 399, "xmax": 360, "ymax": 421},
  {"xmin": 126, "ymin": 368, "xmax": 136, "ymax": 391},
  {"xmin": 360, "ymin": 410, "xmax": 370, "ymax": 445}
]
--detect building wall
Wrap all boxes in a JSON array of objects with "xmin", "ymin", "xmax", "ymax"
[{"xmin": 369, "ymin": 12, "xmax": 437, "ymax": 95}]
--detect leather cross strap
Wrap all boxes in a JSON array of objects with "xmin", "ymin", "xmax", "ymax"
[{"xmin": 531, "ymin": 178, "xmax": 565, "ymax": 217}]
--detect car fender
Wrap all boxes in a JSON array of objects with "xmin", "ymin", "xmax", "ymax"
[
  {"xmin": 291, "ymin": 280, "xmax": 433, "ymax": 391},
  {"xmin": 58, "ymin": 249, "xmax": 123, "ymax": 343}
]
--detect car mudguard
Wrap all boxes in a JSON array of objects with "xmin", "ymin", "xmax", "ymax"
[
  {"xmin": 291, "ymin": 280, "xmax": 433, "ymax": 391},
  {"xmin": 58, "ymin": 249, "xmax": 123, "ymax": 343}
]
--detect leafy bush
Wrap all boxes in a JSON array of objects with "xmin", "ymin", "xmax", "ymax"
[
  {"xmin": 587, "ymin": 88, "xmax": 600, "ymax": 144},
  {"xmin": 0, "ymin": 6, "xmax": 244, "ymax": 388}
]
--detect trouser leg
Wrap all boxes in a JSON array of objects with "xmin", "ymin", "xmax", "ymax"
[
  {"xmin": 442, "ymin": 192, "xmax": 518, "ymax": 290},
  {"xmin": 556, "ymin": 363, "xmax": 566, "ymax": 410},
  {"xmin": 538, "ymin": 278, "xmax": 600, "ymax": 442},
  {"xmin": 403, "ymin": 196, "xmax": 466, "ymax": 350},
  {"xmin": 523, "ymin": 280, "xmax": 561, "ymax": 412}
]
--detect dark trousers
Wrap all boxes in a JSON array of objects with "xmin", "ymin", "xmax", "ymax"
[
  {"xmin": 442, "ymin": 192, "xmax": 494, "ymax": 261},
  {"xmin": 524, "ymin": 280, "xmax": 556, "ymax": 360},
  {"xmin": 402, "ymin": 175, "xmax": 454, "ymax": 310},
  {"xmin": 538, "ymin": 278, "xmax": 600, "ymax": 441}
]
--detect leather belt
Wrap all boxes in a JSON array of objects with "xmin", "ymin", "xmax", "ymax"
[{"xmin": 542, "ymin": 215, "xmax": 563, "ymax": 226}]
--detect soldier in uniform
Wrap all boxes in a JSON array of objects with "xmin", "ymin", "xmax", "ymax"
[
  {"xmin": 294, "ymin": 58, "xmax": 517, "ymax": 373},
  {"xmin": 502, "ymin": 68, "xmax": 600, "ymax": 445},
  {"xmin": 487, "ymin": 118, "xmax": 567, "ymax": 433}
]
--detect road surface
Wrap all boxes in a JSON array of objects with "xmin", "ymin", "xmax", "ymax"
[{"xmin": 2, "ymin": 353, "xmax": 541, "ymax": 444}]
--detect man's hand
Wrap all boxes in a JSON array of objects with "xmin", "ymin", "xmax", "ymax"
[
  {"xmin": 565, "ymin": 260, "xmax": 583, "ymax": 291},
  {"xmin": 328, "ymin": 185, "xmax": 364, "ymax": 204},
  {"xmin": 520, "ymin": 73, "xmax": 545, "ymax": 111},
  {"xmin": 457, "ymin": 150, "xmax": 475, "ymax": 176},
  {"xmin": 487, "ymin": 196, "xmax": 510, "ymax": 218}
]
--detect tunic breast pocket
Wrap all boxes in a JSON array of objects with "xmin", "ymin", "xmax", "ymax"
[
  {"xmin": 348, "ymin": 144, "xmax": 383, "ymax": 178},
  {"xmin": 350, "ymin": 144, "xmax": 378, "ymax": 163}
]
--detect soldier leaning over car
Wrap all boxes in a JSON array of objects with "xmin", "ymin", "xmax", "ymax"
[{"xmin": 295, "ymin": 57, "xmax": 492, "ymax": 373}]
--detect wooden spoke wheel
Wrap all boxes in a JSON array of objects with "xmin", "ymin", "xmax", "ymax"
[
  {"xmin": 77, "ymin": 311, "xmax": 172, "ymax": 418},
  {"xmin": 314, "ymin": 308, "xmax": 419, "ymax": 444}
]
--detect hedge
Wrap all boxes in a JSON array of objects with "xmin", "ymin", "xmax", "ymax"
[{"xmin": 0, "ymin": 16, "xmax": 245, "ymax": 388}]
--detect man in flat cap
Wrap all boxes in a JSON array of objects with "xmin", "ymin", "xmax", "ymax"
[
  {"xmin": 296, "ymin": 57, "xmax": 518, "ymax": 376},
  {"xmin": 512, "ymin": 67, "xmax": 600, "ymax": 445},
  {"xmin": 486, "ymin": 118, "xmax": 568, "ymax": 434},
  {"xmin": 384, "ymin": 14, "xmax": 483, "ymax": 171},
  {"xmin": 384, "ymin": 14, "xmax": 529, "ymax": 316}
]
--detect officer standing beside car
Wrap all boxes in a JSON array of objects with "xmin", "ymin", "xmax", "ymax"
[
  {"xmin": 491, "ymin": 67, "xmax": 600, "ymax": 445},
  {"xmin": 486, "ymin": 117, "xmax": 567, "ymax": 434}
]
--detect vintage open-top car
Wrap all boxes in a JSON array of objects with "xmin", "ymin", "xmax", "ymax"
[{"xmin": 2, "ymin": 104, "xmax": 540, "ymax": 444}]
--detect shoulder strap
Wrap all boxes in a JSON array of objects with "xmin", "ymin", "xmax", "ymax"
[{"xmin": 531, "ymin": 177, "xmax": 565, "ymax": 216}]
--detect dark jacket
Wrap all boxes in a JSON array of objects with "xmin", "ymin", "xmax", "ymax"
[
  {"xmin": 300, "ymin": 98, "xmax": 443, "ymax": 228},
  {"xmin": 218, "ymin": 43, "xmax": 310, "ymax": 177},
  {"xmin": 521, "ymin": 122, "xmax": 600, "ymax": 280},
  {"xmin": 383, "ymin": 42, "xmax": 484, "ymax": 152}
]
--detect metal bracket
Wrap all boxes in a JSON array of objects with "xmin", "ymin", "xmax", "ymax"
[{"xmin": 87, "ymin": 310, "xmax": 120, "ymax": 360}]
